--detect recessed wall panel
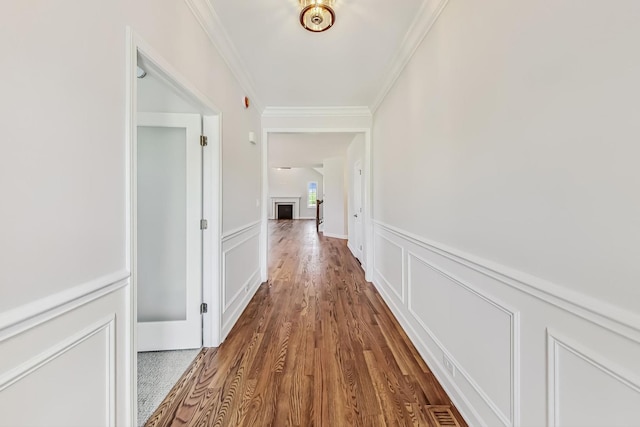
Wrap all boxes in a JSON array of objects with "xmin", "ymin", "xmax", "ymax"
[
  {"xmin": 0, "ymin": 328, "xmax": 112, "ymax": 427},
  {"xmin": 551, "ymin": 336, "xmax": 640, "ymax": 427},
  {"xmin": 408, "ymin": 253, "xmax": 514, "ymax": 423},
  {"xmin": 374, "ymin": 233, "xmax": 404, "ymax": 301}
]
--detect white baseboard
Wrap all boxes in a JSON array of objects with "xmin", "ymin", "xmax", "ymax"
[
  {"xmin": 347, "ymin": 241, "xmax": 356, "ymax": 256},
  {"xmin": 323, "ymin": 232, "xmax": 347, "ymax": 240}
]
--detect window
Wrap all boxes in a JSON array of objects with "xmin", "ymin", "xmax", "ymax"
[{"xmin": 307, "ymin": 181, "xmax": 318, "ymax": 207}]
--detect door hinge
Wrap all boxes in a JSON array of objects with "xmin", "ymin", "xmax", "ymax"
[
  {"xmin": 359, "ymin": 169, "xmax": 362, "ymax": 175},
  {"xmin": 200, "ymin": 302, "xmax": 208, "ymax": 314},
  {"xmin": 200, "ymin": 219, "xmax": 208, "ymax": 230},
  {"xmin": 200, "ymin": 135, "xmax": 208, "ymax": 147}
]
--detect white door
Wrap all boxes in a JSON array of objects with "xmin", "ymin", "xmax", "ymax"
[
  {"xmin": 136, "ymin": 113, "xmax": 203, "ymax": 351},
  {"xmin": 353, "ymin": 161, "xmax": 364, "ymax": 263}
]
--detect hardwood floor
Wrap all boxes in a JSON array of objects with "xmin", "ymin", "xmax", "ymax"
[{"xmin": 145, "ymin": 220, "xmax": 467, "ymax": 427}]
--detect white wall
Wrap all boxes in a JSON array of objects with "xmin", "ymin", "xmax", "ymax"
[
  {"xmin": 269, "ymin": 168, "xmax": 323, "ymax": 219},
  {"xmin": 322, "ymin": 157, "xmax": 347, "ymax": 239},
  {"xmin": 0, "ymin": 0, "xmax": 262, "ymax": 424},
  {"xmin": 371, "ymin": 1, "xmax": 640, "ymax": 426},
  {"xmin": 346, "ymin": 134, "xmax": 365, "ymax": 256}
]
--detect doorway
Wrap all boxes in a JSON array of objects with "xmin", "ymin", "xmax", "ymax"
[
  {"xmin": 352, "ymin": 160, "xmax": 364, "ymax": 263},
  {"xmin": 260, "ymin": 129, "xmax": 373, "ymax": 283},
  {"xmin": 128, "ymin": 32, "xmax": 223, "ymax": 426}
]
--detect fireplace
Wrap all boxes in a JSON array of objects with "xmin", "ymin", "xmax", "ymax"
[
  {"xmin": 276, "ymin": 204, "xmax": 293, "ymax": 220},
  {"xmin": 270, "ymin": 197, "xmax": 301, "ymax": 219}
]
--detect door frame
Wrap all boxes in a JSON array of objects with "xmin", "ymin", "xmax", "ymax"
[
  {"xmin": 352, "ymin": 159, "xmax": 364, "ymax": 262},
  {"xmin": 125, "ymin": 28, "xmax": 222, "ymax": 425},
  {"xmin": 260, "ymin": 128, "xmax": 373, "ymax": 284}
]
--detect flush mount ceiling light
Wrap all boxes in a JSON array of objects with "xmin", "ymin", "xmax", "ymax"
[{"xmin": 299, "ymin": 0, "xmax": 335, "ymax": 33}]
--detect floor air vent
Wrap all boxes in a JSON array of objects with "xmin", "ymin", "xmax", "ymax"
[{"xmin": 426, "ymin": 406, "xmax": 460, "ymax": 427}]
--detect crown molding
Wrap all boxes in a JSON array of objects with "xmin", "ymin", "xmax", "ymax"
[
  {"xmin": 370, "ymin": 0, "xmax": 451, "ymax": 114},
  {"xmin": 184, "ymin": 0, "xmax": 264, "ymax": 113},
  {"xmin": 262, "ymin": 106, "xmax": 372, "ymax": 118}
]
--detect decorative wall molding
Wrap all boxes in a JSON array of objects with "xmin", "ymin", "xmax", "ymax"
[
  {"xmin": 547, "ymin": 329, "xmax": 640, "ymax": 426},
  {"xmin": 0, "ymin": 271, "xmax": 129, "ymax": 342},
  {"xmin": 262, "ymin": 106, "xmax": 372, "ymax": 118},
  {"xmin": 373, "ymin": 233, "xmax": 405, "ymax": 303},
  {"xmin": 221, "ymin": 222, "xmax": 262, "ymax": 341},
  {"xmin": 407, "ymin": 251, "xmax": 519, "ymax": 426},
  {"xmin": 372, "ymin": 269, "xmax": 486, "ymax": 426},
  {"xmin": 224, "ymin": 270, "xmax": 260, "ymax": 312},
  {"xmin": 370, "ymin": 0, "xmax": 451, "ymax": 113},
  {"xmin": 0, "ymin": 315, "xmax": 116, "ymax": 426},
  {"xmin": 183, "ymin": 0, "xmax": 263, "ymax": 112},
  {"xmin": 373, "ymin": 220, "xmax": 640, "ymax": 344},
  {"xmin": 222, "ymin": 231, "xmax": 260, "ymax": 308},
  {"xmin": 222, "ymin": 220, "xmax": 261, "ymax": 243},
  {"xmin": 221, "ymin": 271, "xmax": 262, "ymax": 337}
]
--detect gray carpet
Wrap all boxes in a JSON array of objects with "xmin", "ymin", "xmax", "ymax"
[{"xmin": 137, "ymin": 349, "xmax": 200, "ymax": 426}]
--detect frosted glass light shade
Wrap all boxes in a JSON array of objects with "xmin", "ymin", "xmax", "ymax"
[{"xmin": 299, "ymin": 0, "xmax": 335, "ymax": 32}]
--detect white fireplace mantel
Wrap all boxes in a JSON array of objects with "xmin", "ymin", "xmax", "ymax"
[{"xmin": 270, "ymin": 196, "xmax": 301, "ymax": 219}]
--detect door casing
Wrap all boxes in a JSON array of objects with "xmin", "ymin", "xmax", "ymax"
[{"xmin": 126, "ymin": 28, "xmax": 223, "ymax": 426}]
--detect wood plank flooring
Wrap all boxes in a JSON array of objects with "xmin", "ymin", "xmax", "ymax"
[{"xmin": 145, "ymin": 220, "xmax": 467, "ymax": 427}]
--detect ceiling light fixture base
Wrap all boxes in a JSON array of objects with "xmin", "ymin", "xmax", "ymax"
[{"xmin": 299, "ymin": 0, "xmax": 336, "ymax": 33}]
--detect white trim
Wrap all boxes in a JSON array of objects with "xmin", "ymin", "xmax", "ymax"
[
  {"xmin": 347, "ymin": 241, "xmax": 357, "ymax": 257},
  {"xmin": 221, "ymin": 272, "xmax": 262, "ymax": 338},
  {"xmin": 124, "ymin": 27, "xmax": 136, "ymax": 427},
  {"xmin": 0, "ymin": 315, "xmax": 116, "ymax": 427},
  {"xmin": 202, "ymin": 114, "xmax": 222, "ymax": 347},
  {"xmin": 0, "ymin": 271, "xmax": 129, "ymax": 342},
  {"xmin": 546, "ymin": 329, "xmax": 640, "ymax": 427},
  {"xmin": 221, "ymin": 231, "xmax": 260, "ymax": 311},
  {"xmin": 371, "ymin": 0, "xmax": 451, "ymax": 113},
  {"xmin": 323, "ymin": 232, "xmax": 348, "ymax": 240},
  {"xmin": 373, "ymin": 233, "xmax": 405, "ymax": 304},
  {"xmin": 223, "ymin": 269, "xmax": 260, "ymax": 312},
  {"xmin": 373, "ymin": 220, "xmax": 640, "ymax": 343},
  {"xmin": 183, "ymin": 0, "xmax": 263, "ymax": 113},
  {"xmin": 407, "ymin": 250, "xmax": 520, "ymax": 426},
  {"xmin": 262, "ymin": 106, "xmax": 372, "ymax": 118},
  {"xmin": 222, "ymin": 220, "xmax": 261, "ymax": 242},
  {"xmin": 373, "ymin": 270, "xmax": 487, "ymax": 427},
  {"xmin": 127, "ymin": 29, "xmax": 224, "ymax": 424}
]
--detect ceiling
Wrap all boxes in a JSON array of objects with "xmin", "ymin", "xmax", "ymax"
[
  {"xmin": 268, "ymin": 133, "xmax": 356, "ymax": 168},
  {"xmin": 207, "ymin": 0, "xmax": 425, "ymax": 107}
]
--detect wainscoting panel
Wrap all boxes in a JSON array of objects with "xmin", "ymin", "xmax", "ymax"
[
  {"xmin": 372, "ymin": 221, "xmax": 640, "ymax": 426},
  {"xmin": 0, "ymin": 318, "xmax": 115, "ymax": 426},
  {"xmin": 548, "ymin": 331, "xmax": 640, "ymax": 427},
  {"xmin": 373, "ymin": 232, "xmax": 405, "ymax": 303},
  {"xmin": 221, "ymin": 222, "xmax": 262, "ymax": 339},
  {"xmin": 0, "ymin": 274, "xmax": 130, "ymax": 427},
  {"xmin": 408, "ymin": 253, "xmax": 516, "ymax": 425}
]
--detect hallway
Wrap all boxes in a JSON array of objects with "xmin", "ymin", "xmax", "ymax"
[{"xmin": 145, "ymin": 220, "xmax": 466, "ymax": 426}]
